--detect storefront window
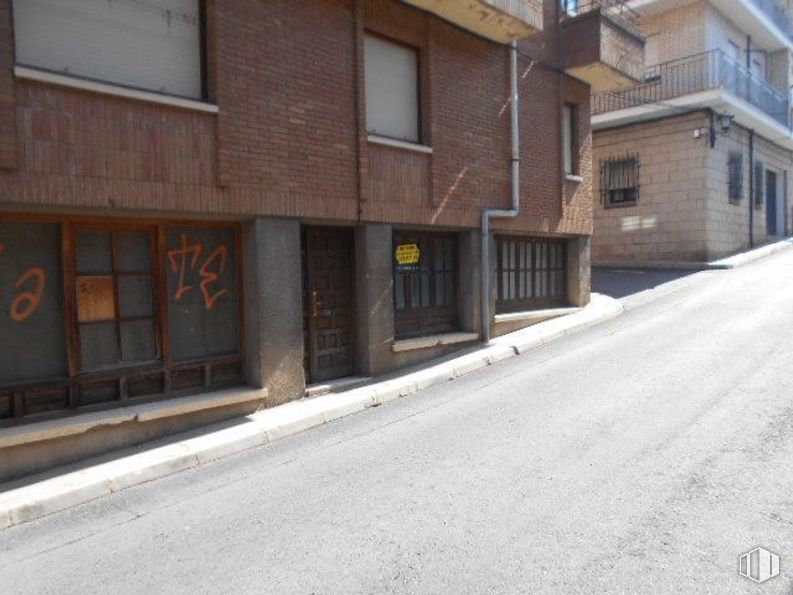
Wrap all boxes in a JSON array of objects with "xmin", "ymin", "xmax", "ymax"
[
  {"xmin": 0, "ymin": 219, "xmax": 242, "ymax": 424},
  {"xmin": 393, "ymin": 232, "xmax": 457, "ymax": 339}
]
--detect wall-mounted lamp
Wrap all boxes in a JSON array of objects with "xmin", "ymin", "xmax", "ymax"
[{"xmin": 698, "ymin": 111, "xmax": 735, "ymax": 148}]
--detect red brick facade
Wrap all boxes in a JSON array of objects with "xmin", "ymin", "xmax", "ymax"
[{"xmin": 0, "ymin": 0, "xmax": 592, "ymax": 237}]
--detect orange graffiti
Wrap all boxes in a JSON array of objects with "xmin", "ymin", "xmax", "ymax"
[
  {"xmin": 199, "ymin": 245, "xmax": 229, "ymax": 310},
  {"xmin": 167, "ymin": 235, "xmax": 230, "ymax": 310},
  {"xmin": 10, "ymin": 266, "xmax": 45, "ymax": 323},
  {"xmin": 167, "ymin": 234, "xmax": 203, "ymax": 301}
]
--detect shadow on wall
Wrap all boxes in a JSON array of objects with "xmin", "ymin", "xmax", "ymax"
[{"xmin": 591, "ymin": 267, "xmax": 697, "ymax": 299}]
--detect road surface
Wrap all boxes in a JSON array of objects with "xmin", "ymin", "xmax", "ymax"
[{"xmin": 2, "ymin": 249, "xmax": 793, "ymax": 594}]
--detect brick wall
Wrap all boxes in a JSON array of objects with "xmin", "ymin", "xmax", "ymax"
[{"xmin": 0, "ymin": 0, "xmax": 591, "ymax": 238}]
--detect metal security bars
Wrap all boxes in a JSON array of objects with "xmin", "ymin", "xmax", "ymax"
[
  {"xmin": 495, "ymin": 237, "xmax": 566, "ymax": 313},
  {"xmin": 592, "ymin": 50, "xmax": 791, "ymax": 128},
  {"xmin": 728, "ymin": 151, "xmax": 744, "ymax": 203},
  {"xmin": 600, "ymin": 155, "xmax": 639, "ymax": 206}
]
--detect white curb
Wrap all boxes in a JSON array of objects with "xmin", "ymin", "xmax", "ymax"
[{"xmin": 0, "ymin": 293, "xmax": 623, "ymax": 530}]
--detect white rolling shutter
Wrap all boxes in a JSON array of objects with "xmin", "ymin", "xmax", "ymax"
[
  {"xmin": 13, "ymin": 0, "xmax": 203, "ymax": 99},
  {"xmin": 364, "ymin": 34, "xmax": 419, "ymax": 143}
]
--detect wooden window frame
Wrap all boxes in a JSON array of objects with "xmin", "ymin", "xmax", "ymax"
[
  {"xmin": 495, "ymin": 236, "xmax": 568, "ymax": 314},
  {"xmin": 0, "ymin": 215, "xmax": 244, "ymax": 426},
  {"xmin": 393, "ymin": 231, "xmax": 458, "ymax": 340}
]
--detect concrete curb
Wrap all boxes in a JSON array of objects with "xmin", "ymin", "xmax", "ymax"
[
  {"xmin": 0, "ymin": 294, "xmax": 623, "ymax": 530},
  {"xmin": 595, "ymin": 237, "xmax": 793, "ymax": 271}
]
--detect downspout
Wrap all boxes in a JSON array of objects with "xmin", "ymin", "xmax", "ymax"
[
  {"xmin": 749, "ymin": 129, "xmax": 755, "ymax": 248},
  {"xmin": 481, "ymin": 40, "xmax": 520, "ymax": 343}
]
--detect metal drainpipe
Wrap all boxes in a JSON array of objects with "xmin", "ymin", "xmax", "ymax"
[
  {"xmin": 481, "ymin": 40, "xmax": 520, "ymax": 344},
  {"xmin": 749, "ymin": 129, "xmax": 755, "ymax": 248}
]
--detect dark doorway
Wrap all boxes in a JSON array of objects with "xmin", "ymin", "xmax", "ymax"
[
  {"xmin": 302, "ymin": 227, "xmax": 355, "ymax": 384},
  {"xmin": 766, "ymin": 170, "xmax": 778, "ymax": 236}
]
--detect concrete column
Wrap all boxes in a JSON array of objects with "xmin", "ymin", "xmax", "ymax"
[
  {"xmin": 458, "ymin": 230, "xmax": 482, "ymax": 335},
  {"xmin": 243, "ymin": 218, "xmax": 305, "ymax": 406},
  {"xmin": 567, "ymin": 235, "xmax": 592, "ymax": 307},
  {"xmin": 354, "ymin": 224, "xmax": 394, "ymax": 377}
]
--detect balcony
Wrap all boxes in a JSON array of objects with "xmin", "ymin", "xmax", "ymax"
[
  {"xmin": 401, "ymin": 0, "xmax": 543, "ymax": 43},
  {"xmin": 561, "ymin": 1, "xmax": 645, "ymax": 92},
  {"xmin": 592, "ymin": 50, "xmax": 790, "ymax": 126}
]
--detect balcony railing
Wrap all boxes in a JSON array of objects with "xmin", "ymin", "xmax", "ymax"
[
  {"xmin": 592, "ymin": 50, "xmax": 791, "ymax": 127},
  {"xmin": 561, "ymin": 0, "xmax": 641, "ymax": 37}
]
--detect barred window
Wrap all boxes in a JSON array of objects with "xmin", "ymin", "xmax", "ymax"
[
  {"xmin": 754, "ymin": 161, "xmax": 765, "ymax": 207},
  {"xmin": 496, "ymin": 237, "xmax": 566, "ymax": 313},
  {"xmin": 601, "ymin": 156, "xmax": 639, "ymax": 206},
  {"xmin": 728, "ymin": 151, "xmax": 744, "ymax": 202},
  {"xmin": 393, "ymin": 232, "xmax": 457, "ymax": 339}
]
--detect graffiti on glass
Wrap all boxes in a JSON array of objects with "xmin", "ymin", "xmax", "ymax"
[
  {"xmin": 167, "ymin": 234, "xmax": 229, "ymax": 311},
  {"xmin": 0, "ymin": 242, "xmax": 47, "ymax": 323}
]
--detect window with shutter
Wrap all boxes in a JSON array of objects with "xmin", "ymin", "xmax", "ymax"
[
  {"xmin": 364, "ymin": 34, "xmax": 420, "ymax": 143},
  {"xmin": 13, "ymin": 0, "xmax": 205, "ymax": 99}
]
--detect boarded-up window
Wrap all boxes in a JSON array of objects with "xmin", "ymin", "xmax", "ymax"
[
  {"xmin": 365, "ymin": 34, "xmax": 419, "ymax": 143},
  {"xmin": 0, "ymin": 223, "xmax": 67, "ymax": 384},
  {"xmin": 13, "ymin": 0, "xmax": 204, "ymax": 99},
  {"xmin": 496, "ymin": 237, "xmax": 566, "ymax": 313},
  {"xmin": 166, "ymin": 227, "xmax": 239, "ymax": 362},
  {"xmin": 75, "ymin": 228, "xmax": 159, "ymax": 371},
  {"xmin": 393, "ymin": 232, "xmax": 457, "ymax": 339}
]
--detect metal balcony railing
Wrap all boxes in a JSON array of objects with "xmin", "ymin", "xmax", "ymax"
[
  {"xmin": 560, "ymin": 0, "xmax": 641, "ymax": 37},
  {"xmin": 592, "ymin": 50, "xmax": 791, "ymax": 127}
]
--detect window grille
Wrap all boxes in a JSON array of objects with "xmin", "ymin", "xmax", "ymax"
[
  {"xmin": 728, "ymin": 151, "xmax": 744, "ymax": 202},
  {"xmin": 495, "ymin": 237, "xmax": 566, "ymax": 313},
  {"xmin": 600, "ymin": 155, "xmax": 640, "ymax": 206}
]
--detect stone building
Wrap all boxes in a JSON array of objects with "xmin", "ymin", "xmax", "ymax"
[
  {"xmin": 0, "ymin": 0, "xmax": 641, "ymax": 479},
  {"xmin": 592, "ymin": 0, "xmax": 793, "ymax": 264}
]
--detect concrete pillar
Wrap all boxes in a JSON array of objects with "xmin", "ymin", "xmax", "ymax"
[
  {"xmin": 458, "ymin": 230, "xmax": 482, "ymax": 335},
  {"xmin": 567, "ymin": 235, "xmax": 592, "ymax": 307},
  {"xmin": 243, "ymin": 217, "xmax": 305, "ymax": 406},
  {"xmin": 354, "ymin": 224, "xmax": 394, "ymax": 377}
]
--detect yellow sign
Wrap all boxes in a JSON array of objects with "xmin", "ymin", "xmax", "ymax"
[{"xmin": 395, "ymin": 243, "xmax": 420, "ymax": 266}]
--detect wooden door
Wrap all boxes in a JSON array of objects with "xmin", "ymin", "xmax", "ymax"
[{"xmin": 303, "ymin": 227, "xmax": 355, "ymax": 383}]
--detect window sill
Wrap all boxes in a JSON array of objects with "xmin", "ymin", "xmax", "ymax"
[
  {"xmin": 494, "ymin": 306, "xmax": 580, "ymax": 324},
  {"xmin": 367, "ymin": 135, "xmax": 433, "ymax": 154},
  {"xmin": 0, "ymin": 387, "xmax": 267, "ymax": 449},
  {"xmin": 603, "ymin": 201, "xmax": 639, "ymax": 209},
  {"xmin": 14, "ymin": 66, "xmax": 220, "ymax": 114},
  {"xmin": 565, "ymin": 174, "xmax": 584, "ymax": 183},
  {"xmin": 392, "ymin": 332, "xmax": 479, "ymax": 353}
]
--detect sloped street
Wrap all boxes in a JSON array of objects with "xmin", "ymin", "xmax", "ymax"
[{"xmin": 2, "ymin": 249, "xmax": 793, "ymax": 594}]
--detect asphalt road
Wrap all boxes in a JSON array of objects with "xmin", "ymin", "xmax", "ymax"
[{"xmin": 2, "ymin": 249, "xmax": 793, "ymax": 595}]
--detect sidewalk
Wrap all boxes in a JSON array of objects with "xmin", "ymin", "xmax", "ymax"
[
  {"xmin": 0, "ymin": 294, "xmax": 623, "ymax": 529},
  {"xmin": 596, "ymin": 237, "xmax": 793, "ymax": 271}
]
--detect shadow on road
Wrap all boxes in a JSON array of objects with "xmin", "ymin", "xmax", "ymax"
[{"xmin": 592, "ymin": 267, "xmax": 698, "ymax": 300}]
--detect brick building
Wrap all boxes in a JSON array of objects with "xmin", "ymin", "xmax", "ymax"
[
  {"xmin": 0, "ymin": 0, "xmax": 641, "ymax": 479},
  {"xmin": 592, "ymin": 0, "xmax": 793, "ymax": 265}
]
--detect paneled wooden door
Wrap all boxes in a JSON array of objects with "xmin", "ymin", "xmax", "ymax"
[{"xmin": 303, "ymin": 227, "xmax": 355, "ymax": 383}]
